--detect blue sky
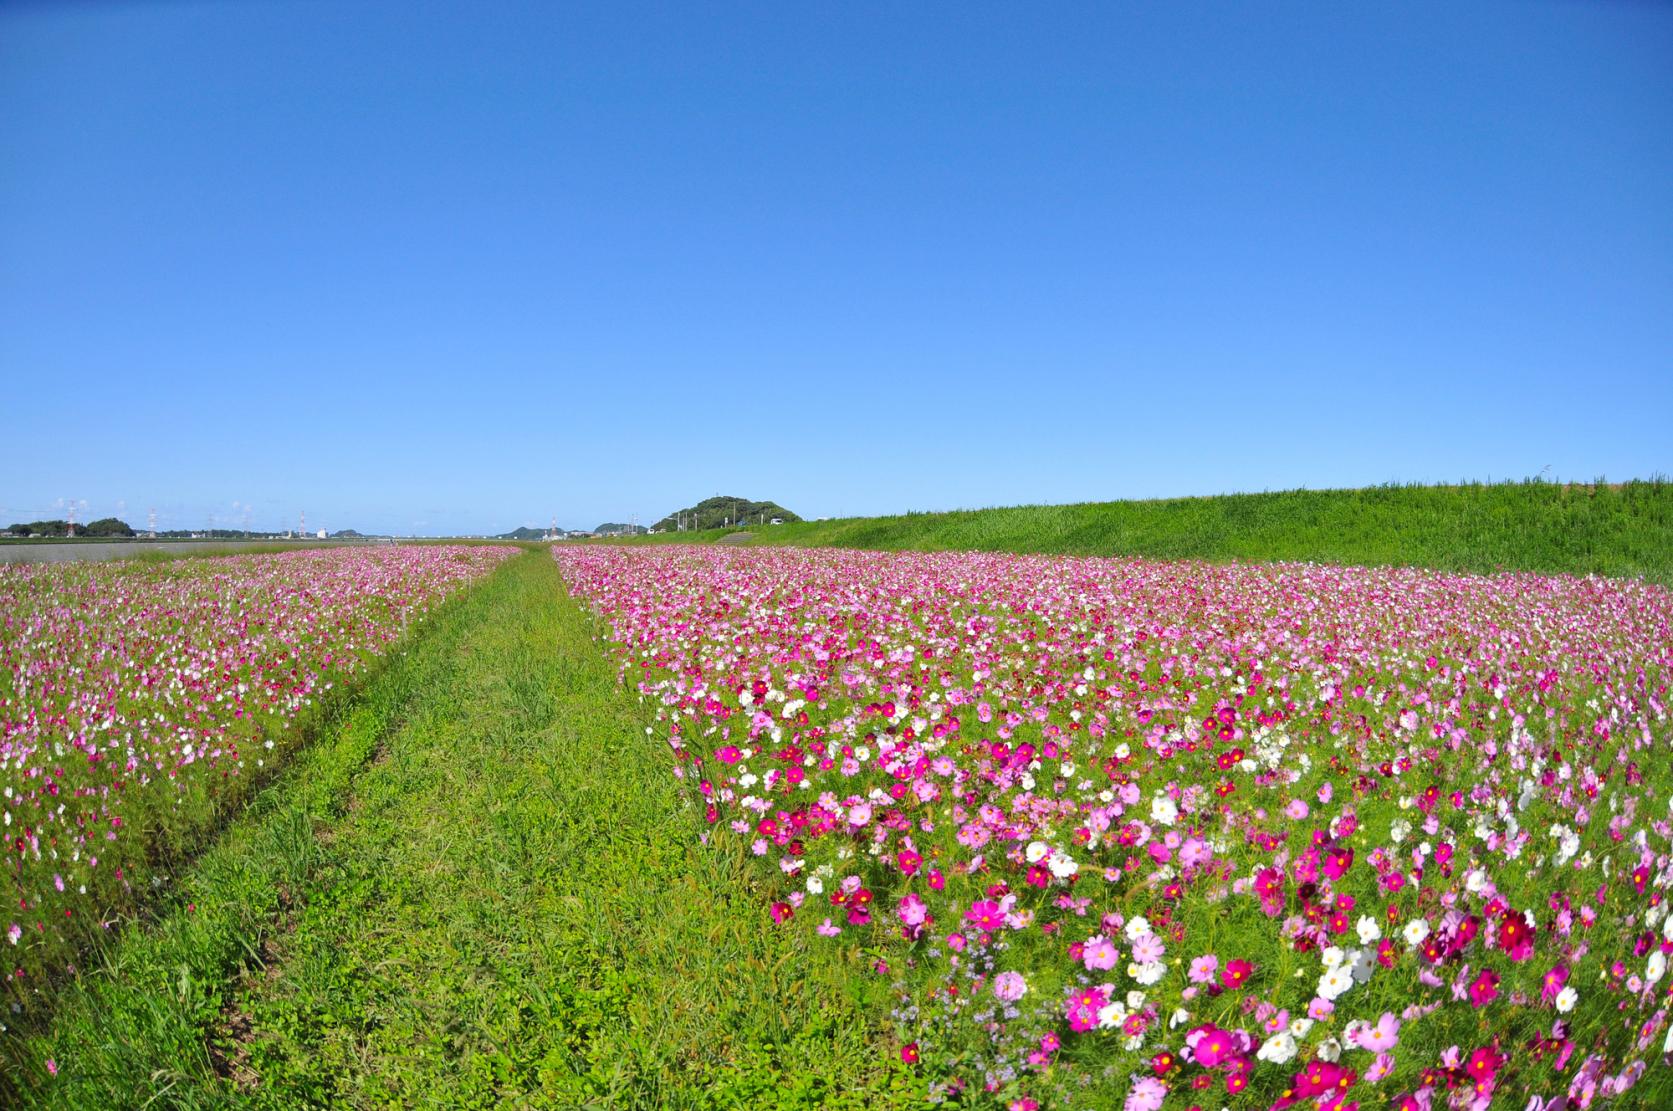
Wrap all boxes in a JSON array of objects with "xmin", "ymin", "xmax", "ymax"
[{"xmin": 2, "ymin": 2, "xmax": 1668, "ymax": 535}]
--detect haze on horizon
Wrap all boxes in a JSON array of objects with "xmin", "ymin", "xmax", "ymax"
[{"xmin": 2, "ymin": 2, "xmax": 1669, "ymax": 537}]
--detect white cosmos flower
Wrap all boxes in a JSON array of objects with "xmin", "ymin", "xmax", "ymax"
[
  {"xmin": 1317, "ymin": 966, "xmax": 1354, "ymax": 1001},
  {"xmin": 1256, "ymin": 1032, "xmax": 1297, "ymax": 1064},
  {"xmin": 1124, "ymin": 916, "xmax": 1152, "ymax": 941},
  {"xmin": 1151, "ymin": 796, "xmax": 1179, "ymax": 825},
  {"xmin": 1649, "ymin": 950, "xmax": 1667, "ymax": 985},
  {"xmin": 1129, "ymin": 961, "xmax": 1165, "ymax": 986},
  {"xmin": 1404, "ymin": 918, "xmax": 1431, "ymax": 946},
  {"xmin": 1556, "ymin": 986, "xmax": 1578, "ymax": 1013},
  {"xmin": 1357, "ymin": 916, "xmax": 1383, "ymax": 945}
]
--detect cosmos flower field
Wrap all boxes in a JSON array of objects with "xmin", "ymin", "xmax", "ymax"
[
  {"xmin": 0, "ymin": 545, "xmax": 513, "ymax": 1011},
  {"xmin": 557, "ymin": 545, "xmax": 1673, "ymax": 1110}
]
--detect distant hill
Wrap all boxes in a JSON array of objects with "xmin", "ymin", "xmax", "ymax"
[
  {"xmin": 652, "ymin": 496, "xmax": 801, "ymax": 533},
  {"xmin": 594, "ymin": 522, "xmax": 649, "ymax": 537},
  {"xmin": 331, "ymin": 529, "xmax": 367, "ymax": 538},
  {"xmin": 495, "ymin": 526, "xmax": 556, "ymax": 540}
]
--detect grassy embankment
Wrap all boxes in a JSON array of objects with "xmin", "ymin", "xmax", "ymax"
[
  {"xmin": 9, "ymin": 551, "xmax": 913, "ymax": 1109},
  {"xmin": 620, "ymin": 479, "xmax": 1673, "ymax": 582}
]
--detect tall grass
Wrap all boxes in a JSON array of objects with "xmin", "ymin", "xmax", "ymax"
[{"xmin": 620, "ymin": 479, "xmax": 1673, "ymax": 581}]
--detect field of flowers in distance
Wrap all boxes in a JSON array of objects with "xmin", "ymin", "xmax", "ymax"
[
  {"xmin": 0, "ymin": 546, "xmax": 513, "ymax": 1015},
  {"xmin": 557, "ymin": 544, "xmax": 1673, "ymax": 1109}
]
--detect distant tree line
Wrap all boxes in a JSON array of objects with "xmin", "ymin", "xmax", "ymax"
[{"xmin": 5, "ymin": 517, "xmax": 136, "ymax": 538}]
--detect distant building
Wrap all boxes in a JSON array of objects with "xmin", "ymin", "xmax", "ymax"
[{"xmin": 316, "ymin": 529, "xmax": 327, "ymax": 539}]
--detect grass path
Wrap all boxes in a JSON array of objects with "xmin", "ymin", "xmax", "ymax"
[{"xmin": 14, "ymin": 552, "xmax": 914, "ymax": 1109}]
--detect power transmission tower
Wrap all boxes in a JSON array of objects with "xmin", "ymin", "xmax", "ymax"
[
  {"xmin": 66, "ymin": 500, "xmax": 77, "ymax": 538},
  {"xmin": 147, "ymin": 508, "xmax": 157, "ymax": 539}
]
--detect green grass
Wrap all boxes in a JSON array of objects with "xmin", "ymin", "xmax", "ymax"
[
  {"xmin": 615, "ymin": 478, "xmax": 1673, "ymax": 582},
  {"xmin": 9, "ymin": 552, "xmax": 913, "ymax": 1109}
]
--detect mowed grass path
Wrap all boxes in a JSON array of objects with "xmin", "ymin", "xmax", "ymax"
[{"xmin": 13, "ymin": 552, "xmax": 914, "ymax": 1109}]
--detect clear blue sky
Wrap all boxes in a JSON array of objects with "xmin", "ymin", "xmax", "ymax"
[{"xmin": 2, "ymin": 2, "xmax": 1668, "ymax": 535}]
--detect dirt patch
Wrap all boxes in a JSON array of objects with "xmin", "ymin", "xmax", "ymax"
[
  {"xmin": 207, "ymin": 899, "xmax": 305, "ymax": 1089},
  {"xmin": 715, "ymin": 532, "xmax": 754, "ymax": 546},
  {"xmin": 208, "ymin": 999, "xmax": 262, "ymax": 1091}
]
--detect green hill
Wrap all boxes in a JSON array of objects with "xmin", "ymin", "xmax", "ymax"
[
  {"xmin": 620, "ymin": 479, "xmax": 1673, "ymax": 583},
  {"xmin": 652, "ymin": 495, "xmax": 800, "ymax": 533}
]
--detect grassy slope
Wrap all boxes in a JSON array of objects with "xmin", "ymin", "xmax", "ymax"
[
  {"xmin": 14, "ymin": 552, "xmax": 913, "ymax": 1109},
  {"xmin": 621, "ymin": 480, "xmax": 1673, "ymax": 582}
]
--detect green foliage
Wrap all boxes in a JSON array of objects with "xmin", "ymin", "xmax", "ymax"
[
  {"xmin": 14, "ymin": 554, "xmax": 910, "ymax": 1109},
  {"xmin": 3, "ymin": 518, "xmax": 135, "ymax": 537},
  {"xmin": 5, "ymin": 520, "xmax": 71, "ymax": 537},
  {"xmin": 652, "ymin": 495, "xmax": 802, "ymax": 533},
  {"xmin": 623, "ymin": 478, "xmax": 1673, "ymax": 582}
]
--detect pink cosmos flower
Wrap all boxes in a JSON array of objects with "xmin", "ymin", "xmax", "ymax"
[
  {"xmin": 1124, "ymin": 1076, "xmax": 1166, "ymax": 1111},
  {"xmin": 1469, "ymin": 969, "xmax": 1500, "ymax": 1008},
  {"xmin": 1358, "ymin": 1012, "xmax": 1400, "ymax": 1053},
  {"xmin": 1542, "ymin": 963, "xmax": 1570, "ymax": 1003},
  {"xmin": 992, "ymin": 970, "xmax": 1028, "ymax": 1002},
  {"xmin": 1131, "ymin": 932, "xmax": 1165, "ymax": 963},
  {"xmin": 1190, "ymin": 1025, "xmax": 1237, "ymax": 1068},
  {"xmin": 1466, "ymin": 1046, "xmax": 1501, "ymax": 1080},
  {"xmin": 1082, "ymin": 935, "xmax": 1119, "ymax": 971},
  {"xmin": 1064, "ymin": 986, "xmax": 1108, "ymax": 1032},
  {"xmin": 1188, "ymin": 954, "xmax": 1219, "ymax": 984},
  {"xmin": 1221, "ymin": 959, "xmax": 1254, "ymax": 990},
  {"xmin": 965, "ymin": 899, "xmax": 1005, "ymax": 931}
]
